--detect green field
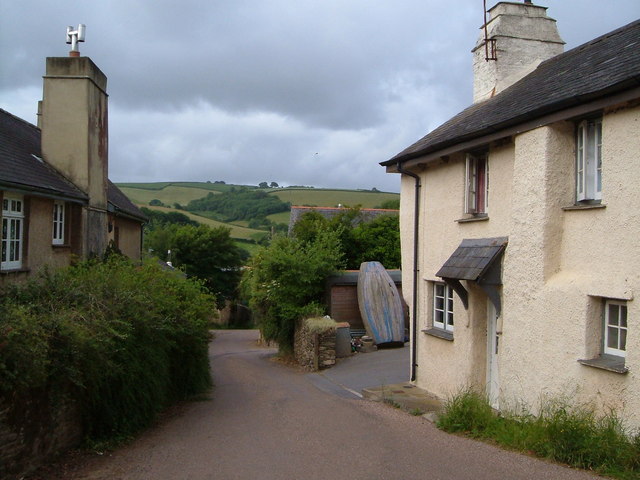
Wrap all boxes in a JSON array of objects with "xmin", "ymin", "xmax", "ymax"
[
  {"xmin": 119, "ymin": 186, "xmax": 218, "ymax": 206},
  {"xmin": 144, "ymin": 206, "xmax": 266, "ymax": 241},
  {"xmin": 268, "ymin": 188, "xmax": 398, "ymax": 208},
  {"xmin": 117, "ymin": 182, "xmax": 400, "ymax": 247}
]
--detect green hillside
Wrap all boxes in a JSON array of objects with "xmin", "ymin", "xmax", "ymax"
[
  {"xmin": 267, "ymin": 188, "xmax": 398, "ymax": 208},
  {"xmin": 117, "ymin": 182, "xmax": 400, "ymax": 250}
]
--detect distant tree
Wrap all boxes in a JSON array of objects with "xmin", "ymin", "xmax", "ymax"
[
  {"xmin": 185, "ymin": 188, "xmax": 290, "ymax": 222},
  {"xmin": 172, "ymin": 224, "xmax": 244, "ymax": 306},
  {"xmin": 258, "ymin": 182, "xmax": 269, "ymax": 188},
  {"xmin": 149, "ymin": 199, "xmax": 164, "ymax": 206},
  {"xmin": 377, "ymin": 198, "xmax": 400, "ymax": 210},
  {"xmin": 214, "ymin": 180, "xmax": 226, "ymax": 184},
  {"xmin": 174, "ymin": 203, "xmax": 184, "ymax": 210},
  {"xmin": 371, "ymin": 187, "xmax": 379, "ymax": 192},
  {"xmin": 290, "ymin": 207, "xmax": 400, "ymax": 269},
  {"xmin": 291, "ymin": 211, "xmax": 330, "ymax": 244},
  {"xmin": 140, "ymin": 207, "xmax": 198, "ymax": 228},
  {"xmin": 270, "ymin": 182, "xmax": 279, "ymax": 188},
  {"xmin": 351, "ymin": 214, "xmax": 400, "ymax": 269}
]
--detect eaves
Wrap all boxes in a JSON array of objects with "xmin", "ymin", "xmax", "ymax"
[{"xmin": 384, "ymin": 83, "xmax": 640, "ymax": 173}]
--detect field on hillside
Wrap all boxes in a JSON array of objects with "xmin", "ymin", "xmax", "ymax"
[
  {"xmin": 119, "ymin": 185, "xmax": 218, "ymax": 206},
  {"xmin": 268, "ymin": 188, "xmax": 398, "ymax": 208},
  {"xmin": 144, "ymin": 206, "xmax": 266, "ymax": 241},
  {"xmin": 118, "ymin": 182, "xmax": 400, "ymax": 248}
]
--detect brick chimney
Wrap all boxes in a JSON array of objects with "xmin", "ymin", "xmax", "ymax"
[
  {"xmin": 472, "ymin": 1, "xmax": 564, "ymax": 103},
  {"xmin": 40, "ymin": 56, "xmax": 109, "ymax": 257}
]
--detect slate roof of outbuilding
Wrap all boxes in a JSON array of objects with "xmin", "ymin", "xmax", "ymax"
[
  {"xmin": 0, "ymin": 108, "xmax": 146, "ymax": 221},
  {"xmin": 382, "ymin": 19, "xmax": 640, "ymax": 166}
]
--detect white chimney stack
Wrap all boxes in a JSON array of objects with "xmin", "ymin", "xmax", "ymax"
[{"xmin": 472, "ymin": 2, "xmax": 564, "ymax": 103}]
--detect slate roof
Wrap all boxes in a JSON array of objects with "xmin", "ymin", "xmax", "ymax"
[
  {"xmin": 382, "ymin": 19, "xmax": 640, "ymax": 166},
  {"xmin": 0, "ymin": 108, "xmax": 145, "ymax": 222},
  {"xmin": 436, "ymin": 237, "xmax": 508, "ymax": 281},
  {"xmin": 108, "ymin": 180, "xmax": 147, "ymax": 221}
]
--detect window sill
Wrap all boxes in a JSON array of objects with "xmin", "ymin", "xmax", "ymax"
[
  {"xmin": 52, "ymin": 243, "xmax": 71, "ymax": 249},
  {"xmin": 423, "ymin": 328, "xmax": 453, "ymax": 341},
  {"xmin": 0, "ymin": 267, "xmax": 30, "ymax": 275},
  {"xmin": 456, "ymin": 214, "xmax": 489, "ymax": 223},
  {"xmin": 578, "ymin": 355, "xmax": 628, "ymax": 374},
  {"xmin": 562, "ymin": 203, "xmax": 606, "ymax": 211}
]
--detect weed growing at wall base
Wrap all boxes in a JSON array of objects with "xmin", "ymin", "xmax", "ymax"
[
  {"xmin": 0, "ymin": 256, "xmax": 216, "ymax": 443},
  {"xmin": 437, "ymin": 389, "xmax": 640, "ymax": 479}
]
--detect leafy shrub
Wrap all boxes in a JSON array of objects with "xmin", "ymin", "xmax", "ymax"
[
  {"xmin": 0, "ymin": 257, "xmax": 216, "ymax": 442},
  {"xmin": 241, "ymin": 231, "xmax": 343, "ymax": 353}
]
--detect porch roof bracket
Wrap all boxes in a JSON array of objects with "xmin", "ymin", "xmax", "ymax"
[
  {"xmin": 477, "ymin": 281, "xmax": 501, "ymax": 317},
  {"xmin": 443, "ymin": 277, "xmax": 469, "ymax": 310}
]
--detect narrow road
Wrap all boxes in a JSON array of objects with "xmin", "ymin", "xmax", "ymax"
[{"xmin": 56, "ymin": 330, "xmax": 598, "ymax": 480}]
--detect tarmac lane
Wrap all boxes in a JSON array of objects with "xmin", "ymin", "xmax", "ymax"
[{"xmin": 41, "ymin": 329, "xmax": 600, "ymax": 480}]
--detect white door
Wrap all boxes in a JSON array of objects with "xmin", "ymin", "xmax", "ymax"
[{"xmin": 486, "ymin": 301, "xmax": 500, "ymax": 409}]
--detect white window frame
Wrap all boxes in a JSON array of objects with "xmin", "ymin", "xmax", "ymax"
[
  {"xmin": 433, "ymin": 282, "xmax": 454, "ymax": 332},
  {"xmin": 2, "ymin": 194, "xmax": 25, "ymax": 270},
  {"xmin": 604, "ymin": 299, "xmax": 627, "ymax": 358},
  {"xmin": 465, "ymin": 153, "xmax": 489, "ymax": 214},
  {"xmin": 576, "ymin": 118, "xmax": 602, "ymax": 202},
  {"xmin": 52, "ymin": 201, "xmax": 65, "ymax": 245}
]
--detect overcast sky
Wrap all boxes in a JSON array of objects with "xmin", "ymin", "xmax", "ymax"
[{"xmin": 1, "ymin": 1, "xmax": 638, "ymax": 192}]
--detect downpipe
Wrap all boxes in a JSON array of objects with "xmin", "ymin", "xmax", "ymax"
[{"xmin": 396, "ymin": 161, "xmax": 421, "ymax": 382}]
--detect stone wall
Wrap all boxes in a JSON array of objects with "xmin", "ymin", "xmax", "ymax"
[
  {"xmin": 0, "ymin": 388, "xmax": 82, "ymax": 480},
  {"xmin": 294, "ymin": 318, "xmax": 337, "ymax": 371}
]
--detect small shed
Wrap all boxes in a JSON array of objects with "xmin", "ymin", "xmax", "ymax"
[{"xmin": 325, "ymin": 269, "xmax": 408, "ymax": 333}]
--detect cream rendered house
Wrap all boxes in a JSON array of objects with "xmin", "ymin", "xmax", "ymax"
[{"xmin": 382, "ymin": 1, "xmax": 640, "ymax": 429}]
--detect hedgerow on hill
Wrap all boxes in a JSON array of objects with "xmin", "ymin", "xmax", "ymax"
[
  {"xmin": 0, "ymin": 256, "xmax": 216, "ymax": 442},
  {"xmin": 186, "ymin": 187, "xmax": 290, "ymax": 222}
]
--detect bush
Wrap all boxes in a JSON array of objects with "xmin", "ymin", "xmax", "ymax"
[
  {"xmin": 241, "ymin": 231, "xmax": 343, "ymax": 353},
  {"xmin": 0, "ymin": 256, "xmax": 216, "ymax": 442}
]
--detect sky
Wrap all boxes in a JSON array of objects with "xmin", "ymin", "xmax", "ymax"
[{"xmin": 1, "ymin": 1, "xmax": 638, "ymax": 193}]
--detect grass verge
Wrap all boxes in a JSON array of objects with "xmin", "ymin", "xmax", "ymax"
[{"xmin": 436, "ymin": 389, "xmax": 640, "ymax": 479}]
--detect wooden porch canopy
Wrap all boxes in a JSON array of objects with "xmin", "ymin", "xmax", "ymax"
[{"xmin": 436, "ymin": 237, "xmax": 508, "ymax": 316}]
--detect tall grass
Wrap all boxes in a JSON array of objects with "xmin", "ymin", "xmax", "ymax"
[{"xmin": 437, "ymin": 389, "xmax": 640, "ymax": 479}]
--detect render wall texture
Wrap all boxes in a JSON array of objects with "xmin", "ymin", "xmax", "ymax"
[{"xmin": 399, "ymin": 102, "xmax": 640, "ymax": 429}]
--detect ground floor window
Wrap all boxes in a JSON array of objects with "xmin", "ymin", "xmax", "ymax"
[
  {"xmin": 52, "ymin": 200, "xmax": 65, "ymax": 245},
  {"xmin": 2, "ymin": 194, "xmax": 24, "ymax": 270},
  {"xmin": 604, "ymin": 299, "xmax": 627, "ymax": 358},
  {"xmin": 433, "ymin": 282, "xmax": 454, "ymax": 332}
]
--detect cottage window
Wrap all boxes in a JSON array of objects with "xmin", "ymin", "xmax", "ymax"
[
  {"xmin": 604, "ymin": 299, "xmax": 627, "ymax": 358},
  {"xmin": 52, "ymin": 201, "xmax": 65, "ymax": 245},
  {"xmin": 1, "ymin": 194, "xmax": 24, "ymax": 270},
  {"xmin": 465, "ymin": 153, "xmax": 488, "ymax": 214},
  {"xmin": 576, "ymin": 118, "xmax": 602, "ymax": 202},
  {"xmin": 433, "ymin": 282, "xmax": 454, "ymax": 332}
]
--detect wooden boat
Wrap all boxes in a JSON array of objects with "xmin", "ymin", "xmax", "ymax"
[{"xmin": 357, "ymin": 261, "xmax": 405, "ymax": 348}]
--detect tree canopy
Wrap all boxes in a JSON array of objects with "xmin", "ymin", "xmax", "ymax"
[
  {"xmin": 185, "ymin": 187, "xmax": 290, "ymax": 222},
  {"xmin": 241, "ymin": 231, "xmax": 343, "ymax": 352}
]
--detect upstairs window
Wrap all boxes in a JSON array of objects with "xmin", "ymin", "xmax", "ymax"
[
  {"xmin": 433, "ymin": 282, "xmax": 454, "ymax": 332},
  {"xmin": 52, "ymin": 201, "xmax": 65, "ymax": 245},
  {"xmin": 576, "ymin": 118, "xmax": 602, "ymax": 202},
  {"xmin": 2, "ymin": 194, "xmax": 24, "ymax": 270},
  {"xmin": 465, "ymin": 153, "xmax": 488, "ymax": 214},
  {"xmin": 604, "ymin": 299, "xmax": 627, "ymax": 358}
]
